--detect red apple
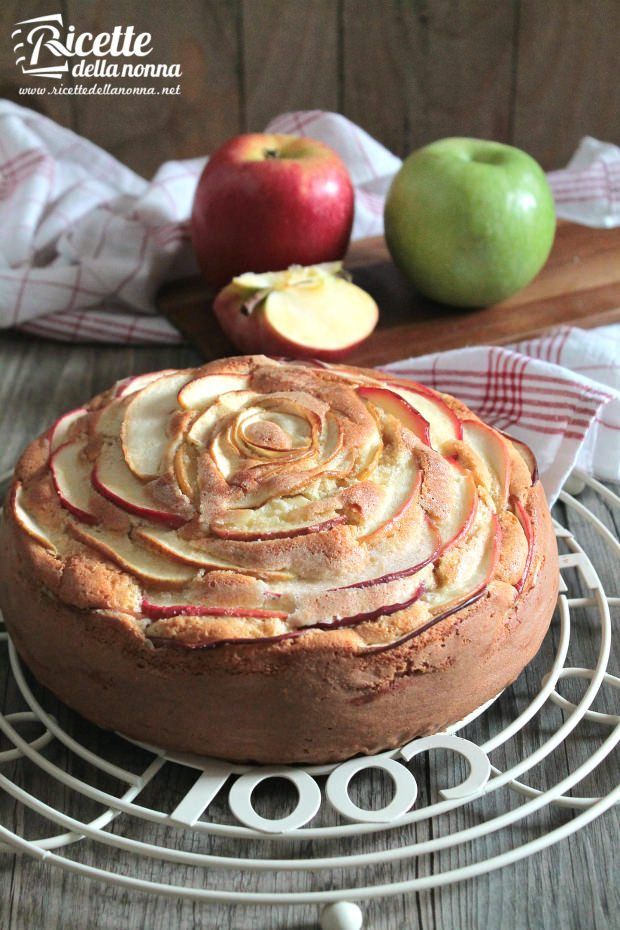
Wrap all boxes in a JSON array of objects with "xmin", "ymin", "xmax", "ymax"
[{"xmin": 191, "ymin": 133, "xmax": 354, "ymax": 287}]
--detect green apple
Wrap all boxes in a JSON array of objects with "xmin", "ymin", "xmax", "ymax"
[{"xmin": 384, "ymin": 138, "xmax": 556, "ymax": 307}]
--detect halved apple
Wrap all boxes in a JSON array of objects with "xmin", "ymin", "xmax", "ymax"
[
  {"xmin": 177, "ymin": 373, "xmax": 250, "ymax": 411},
  {"xmin": 92, "ymin": 443, "xmax": 187, "ymax": 528},
  {"xmin": 10, "ymin": 483, "xmax": 57, "ymax": 552},
  {"xmin": 134, "ymin": 526, "xmax": 292, "ymax": 580},
  {"xmin": 70, "ymin": 524, "xmax": 196, "ymax": 586},
  {"xmin": 48, "ymin": 407, "xmax": 88, "ymax": 453},
  {"xmin": 50, "ymin": 440, "xmax": 98, "ymax": 525},
  {"xmin": 141, "ymin": 598, "xmax": 288, "ymax": 620},
  {"xmin": 120, "ymin": 371, "xmax": 192, "ymax": 480},
  {"xmin": 213, "ymin": 264, "xmax": 378, "ymax": 361},
  {"xmin": 462, "ymin": 419, "xmax": 511, "ymax": 509},
  {"xmin": 357, "ymin": 386, "xmax": 431, "ymax": 446},
  {"xmin": 382, "ymin": 379, "xmax": 463, "ymax": 448}
]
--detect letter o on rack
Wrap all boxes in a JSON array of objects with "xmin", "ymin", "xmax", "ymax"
[
  {"xmin": 326, "ymin": 754, "xmax": 418, "ymax": 823},
  {"xmin": 228, "ymin": 767, "xmax": 322, "ymax": 834}
]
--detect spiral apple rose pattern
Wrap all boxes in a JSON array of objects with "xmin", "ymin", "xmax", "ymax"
[{"xmin": 12, "ymin": 356, "xmax": 538, "ymax": 651}]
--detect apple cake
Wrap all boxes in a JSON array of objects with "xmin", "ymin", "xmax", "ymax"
[{"xmin": 0, "ymin": 355, "xmax": 558, "ymax": 764}]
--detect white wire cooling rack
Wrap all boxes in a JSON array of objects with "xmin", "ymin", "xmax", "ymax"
[{"xmin": 0, "ymin": 469, "xmax": 617, "ymax": 930}]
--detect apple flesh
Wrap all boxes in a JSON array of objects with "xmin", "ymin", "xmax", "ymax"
[
  {"xmin": 134, "ymin": 526, "xmax": 292, "ymax": 581},
  {"xmin": 141, "ymin": 599, "xmax": 288, "ymax": 621},
  {"xmin": 462, "ymin": 419, "xmax": 511, "ymax": 508},
  {"xmin": 191, "ymin": 133, "xmax": 354, "ymax": 287},
  {"xmin": 10, "ymin": 483, "xmax": 57, "ymax": 552},
  {"xmin": 500, "ymin": 430, "xmax": 539, "ymax": 485},
  {"xmin": 50, "ymin": 440, "xmax": 98, "ymax": 525},
  {"xmin": 120, "ymin": 371, "xmax": 192, "ymax": 480},
  {"xmin": 92, "ymin": 443, "xmax": 187, "ymax": 528},
  {"xmin": 366, "ymin": 513, "xmax": 502, "ymax": 653},
  {"xmin": 114, "ymin": 370, "xmax": 176, "ymax": 399},
  {"xmin": 48, "ymin": 407, "xmax": 88, "ymax": 453},
  {"xmin": 384, "ymin": 137, "xmax": 556, "ymax": 307},
  {"xmin": 69, "ymin": 524, "xmax": 196, "ymax": 587},
  {"xmin": 177, "ymin": 372, "xmax": 250, "ymax": 411},
  {"xmin": 213, "ymin": 264, "xmax": 378, "ymax": 361},
  {"xmin": 210, "ymin": 514, "xmax": 346, "ymax": 541}
]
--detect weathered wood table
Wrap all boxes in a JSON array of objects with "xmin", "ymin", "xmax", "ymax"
[{"xmin": 0, "ymin": 332, "xmax": 617, "ymax": 930}]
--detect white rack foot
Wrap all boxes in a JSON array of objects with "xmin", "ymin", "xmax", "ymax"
[
  {"xmin": 320, "ymin": 902, "xmax": 364, "ymax": 930},
  {"xmin": 565, "ymin": 472, "xmax": 586, "ymax": 495}
]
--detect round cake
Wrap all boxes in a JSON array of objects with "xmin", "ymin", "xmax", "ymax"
[{"xmin": 0, "ymin": 355, "xmax": 558, "ymax": 764}]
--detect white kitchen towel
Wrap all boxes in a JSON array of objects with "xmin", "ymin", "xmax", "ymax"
[{"xmin": 0, "ymin": 100, "xmax": 618, "ymax": 492}]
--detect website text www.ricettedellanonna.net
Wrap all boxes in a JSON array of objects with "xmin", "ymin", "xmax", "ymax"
[{"xmin": 19, "ymin": 83, "xmax": 181, "ymax": 96}]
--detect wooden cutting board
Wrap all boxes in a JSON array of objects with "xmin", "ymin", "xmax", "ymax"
[{"xmin": 157, "ymin": 221, "xmax": 620, "ymax": 366}]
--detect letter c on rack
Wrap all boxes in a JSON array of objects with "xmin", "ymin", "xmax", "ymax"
[{"xmin": 400, "ymin": 733, "xmax": 491, "ymax": 800}]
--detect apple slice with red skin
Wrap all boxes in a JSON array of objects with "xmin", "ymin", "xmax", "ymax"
[
  {"xmin": 511, "ymin": 495, "xmax": 534, "ymax": 594},
  {"xmin": 48, "ymin": 407, "xmax": 88, "ymax": 454},
  {"xmin": 148, "ymin": 583, "xmax": 424, "ymax": 649},
  {"xmin": 210, "ymin": 514, "xmax": 346, "ymax": 541},
  {"xmin": 462, "ymin": 419, "xmax": 511, "ymax": 509},
  {"xmin": 381, "ymin": 378, "xmax": 463, "ymax": 447},
  {"xmin": 141, "ymin": 598, "xmax": 288, "ymax": 620},
  {"xmin": 70, "ymin": 524, "xmax": 196, "ymax": 587},
  {"xmin": 365, "ymin": 513, "xmax": 502, "ymax": 654},
  {"xmin": 50, "ymin": 440, "xmax": 98, "ymax": 525},
  {"xmin": 336, "ymin": 515, "xmax": 441, "ymax": 591},
  {"xmin": 92, "ymin": 443, "xmax": 187, "ymax": 529},
  {"xmin": 435, "ymin": 461, "xmax": 479, "ymax": 551},
  {"xmin": 359, "ymin": 465, "xmax": 422, "ymax": 542},
  {"xmin": 357, "ymin": 385, "xmax": 431, "ymax": 446},
  {"xmin": 310, "ymin": 582, "xmax": 425, "ymax": 631},
  {"xmin": 10, "ymin": 483, "xmax": 57, "ymax": 552},
  {"xmin": 177, "ymin": 372, "xmax": 251, "ymax": 411},
  {"xmin": 114, "ymin": 370, "xmax": 176, "ymax": 399},
  {"xmin": 134, "ymin": 526, "xmax": 292, "ymax": 581},
  {"xmin": 121, "ymin": 371, "xmax": 193, "ymax": 480},
  {"xmin": 145, "ymin": 514, "xmax": 501, "ymax": 651},
  {"xmin": 500, "ymin": 430, "xmax": 539, "ymax": 485}
]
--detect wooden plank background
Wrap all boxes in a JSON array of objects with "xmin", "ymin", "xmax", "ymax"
[{"xmin": 1, "ymin": 0, "xmax": 618, "ymax": 177}]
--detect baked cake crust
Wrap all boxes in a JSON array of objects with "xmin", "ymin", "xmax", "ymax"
[{"xmin": 0, "ymin": 356, "xmax": 558, "ymax": 763}]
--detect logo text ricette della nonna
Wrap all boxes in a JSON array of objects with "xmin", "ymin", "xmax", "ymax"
[{"xmin": 12, "ymin": 13, "xmax": 181, "ymax": 79}]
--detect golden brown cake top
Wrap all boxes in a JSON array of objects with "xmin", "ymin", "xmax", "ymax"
[{"xmin": 8, "ymin": 355, "xmax": 539, "ymax": 651}]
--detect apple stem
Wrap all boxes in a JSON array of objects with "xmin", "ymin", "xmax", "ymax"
[{"xmin": 263, "ymin": 149, "xmax": 280, "ymax": 159}]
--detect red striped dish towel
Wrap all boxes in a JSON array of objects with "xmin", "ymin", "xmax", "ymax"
[{"xmin": 0, "ymin": 102, "xmax": 618, "ymax": 494}]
